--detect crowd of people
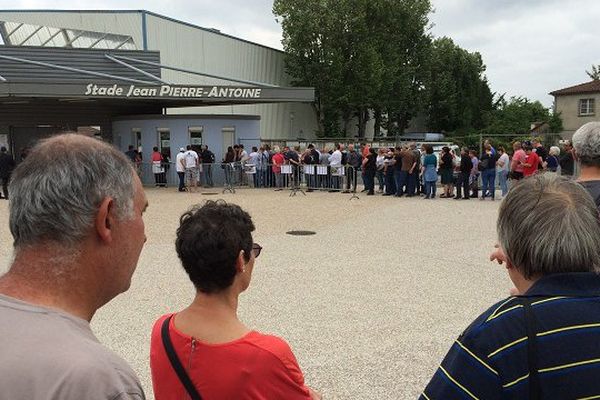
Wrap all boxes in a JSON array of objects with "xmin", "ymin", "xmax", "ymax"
[{"xmin": 1, "ymin": 122, "xmax": 600, "ymax": 399}]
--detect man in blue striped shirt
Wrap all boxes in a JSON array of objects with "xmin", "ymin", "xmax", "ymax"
[{"xmin": 420, "ymin": 173, "xmax": 600, "ymax": 400}]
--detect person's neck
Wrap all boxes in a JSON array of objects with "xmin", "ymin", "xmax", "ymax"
[
  {"xmin": 187, "ymin": 289, "xmax": 240, "ymax": 320},
  {"xmin": 0, "ymin": 249, "xmax": 99, "ymax": 321},
  {"xmin": 577, "ymin": 166, "xmax": 600, "ymax": 182},
  {"xmin": 509, "ymin": 269, "xmax": 539, "ymax": 296}
]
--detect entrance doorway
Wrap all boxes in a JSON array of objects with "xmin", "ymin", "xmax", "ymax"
[{"xmin": 9, "ymin": 125, "xmax": 64, "ymax": 161}]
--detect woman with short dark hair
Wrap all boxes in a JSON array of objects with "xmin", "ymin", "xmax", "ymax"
[
  {"xmin": 439, "ymin": 146, "xmax": 454, "ymax": 198},
  {"xmin": 150, "ymin": 201, "xmax": 319, "ymax": 400},
  {"xmin": 422, "ymin": 144, "xmax": 438, "ymax": 199}
]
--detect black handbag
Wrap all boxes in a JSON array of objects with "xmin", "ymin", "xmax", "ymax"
[{"xmin": 161, "ymin": 315, "xmax": 203, "ymax": 400}]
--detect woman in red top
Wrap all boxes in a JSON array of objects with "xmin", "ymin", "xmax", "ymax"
[
  {"xmin": 151, "ymin": 146, "xmax": 164, "ymax": 186},
  {"xmin": 150, "ymin": 201, "xmax": 319, "ymax": 400},
  {"xmin": 271, "ymin": 146, "xmax": 285, "ymax": 190},
  {"xmin": 521, "ymin": 144, "xmax": 540, "ymax": 177}
]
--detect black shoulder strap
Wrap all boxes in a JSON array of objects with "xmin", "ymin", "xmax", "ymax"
[
  {"xmin": 161, "ymin": 315, "xmax": 203, "ymax": 400},
  {"xmin": 522, "ymin": 299, "xmax": 541, "ymax": 400}
]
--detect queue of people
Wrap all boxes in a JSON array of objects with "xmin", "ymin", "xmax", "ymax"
[{"xmin": 1, "ymin": 122, "xmax": 600, "ymax": 399}]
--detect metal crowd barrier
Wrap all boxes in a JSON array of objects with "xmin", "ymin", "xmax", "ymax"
[{"xmin": 136, "ymin": 162, "xmax": 364, "ymax": 197}]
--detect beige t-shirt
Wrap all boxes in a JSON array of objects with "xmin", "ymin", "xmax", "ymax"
[{"xmin": 0, "ymin": 294, "xmax": 145, "ymax": 400}]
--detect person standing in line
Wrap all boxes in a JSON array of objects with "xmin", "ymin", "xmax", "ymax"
[
  {"xmin": 479, "ymin": 143, "xmax": 499, "ymax": 200},
  {"xmin": 522, "ymin": 144, "xmax": 540, "ymax": 177},
  {"xmin": 454, "ymin": 147, "xmax": 472, "ymax": 200},
  {"xmin": 200, "ymin": 145, "xmax": 215, "ymax": 187},
  {"xmin": 469, "ymin": 149, "xmax": 480, "ymax": 198},
  {"xmin": 545, "ymin": 146, "xmax": 560, "ymax": 172},
  {"xmin": 510, "ymin": 141, "xmax": 526, "ymax": 181},
  {"xmin": 272, "ymin": 146, "xmax": 285, "ymax": 190},
  {"xmin": 376, "ymin": 148, "xmax": 386, "ymax": 194},
  {"xmin": 0, "ymin": 146, "xmax": 15, "ymax": 200},
  {"xmin": 559, "ymin": 140, "xmax": 575, "ymax": 178},
  {"xmin": 422, "ymin": 144, "xmax": 438, "ymax": 199},
  {"xmin": 223, "ymin": 146, "xmax": 236, "ymax": 187},
  {"xmin": 0, "ymin": 134, "xmax": 147, "ymax": 400},
  {"xmin": 382, "ymin": 149, "xmax": 396, "ymax": 196},
  {"xmin": 248, "ymin": 147, "xmax": 260, "ymax": 188},
  {"xmin": 328, "ymin": 143, "xmax": 343, "ymax": 191},
  {"xmin": 496, "ymin": 146, "xmax": 510, "ymax": 198},
  {"xmin": 410, "ymin": 143, "xmax": 422, "ymax": 195},
  {"xmin": 176, "ymin": 147, "xmax": 186, "ymax": 192},
  {"xmin": 151, "ymin": 146, "xmax": 165, "ymax": 187},
  {"xmin": 362, "ymin": 147, "xmax": 377, "ymax": 195},
  {"xmin": 532, "ymin": 137, "xmax": 547, "ymax": 170},
  {"xmin": 438, "ymin": 146, "xmax": 454, "ymax": 198},
  {"xmin": 184, "ymin": 145, "xmax": 200, "ymax": 192}
]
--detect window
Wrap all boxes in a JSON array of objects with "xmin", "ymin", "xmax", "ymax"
[
  {"xmin": 157, "ymin": 129, "xmax": 171, "ymax": 160},
  {"xmin": 131, "ymin": 129, "xmax": 142, "ymax": 152},
  {"xmin": 579, "ymin": 98, "xmax": 595, "ymax": 116},
  {"xmin": 189, "ymin": 126, "xmax": 203, "ymax": 153}
]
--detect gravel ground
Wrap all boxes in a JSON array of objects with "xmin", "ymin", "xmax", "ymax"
[{"xmin": 0, "ymin": 187, "xmax": 512, "ymax": 399}]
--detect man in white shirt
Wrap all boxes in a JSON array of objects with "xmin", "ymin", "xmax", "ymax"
[
  {"xmin": 328, "ymin": 144, "xmax": 343, "ymax": 191},
  {"xmin": 176, "ymin": 147, "xmax": 186, "ymax": 192},
  {"xmin": 184, "ymin": 145, "xmax": 199, "ymax": 192}
]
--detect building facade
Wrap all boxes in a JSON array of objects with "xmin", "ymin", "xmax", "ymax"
[
  {"xmin": 0, "ymin": 9, "xmax": 318, "ymax": 142},
  {"xmin": 550, "ymin": 80, "xmax": 600, "ymax": 138}
]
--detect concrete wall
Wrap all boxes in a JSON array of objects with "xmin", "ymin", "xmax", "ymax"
[
  {"xmin": 112, "ymin": 115, "xmax": 261, "ymax": 163},
  {"xmin": 555, "ymin": 93, "xmax": 600, "ymax": 138}
]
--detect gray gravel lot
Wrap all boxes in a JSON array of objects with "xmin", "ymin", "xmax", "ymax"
[{"xmin": 0, "ymin": 188, "xmax": 512, "ymax": 399}]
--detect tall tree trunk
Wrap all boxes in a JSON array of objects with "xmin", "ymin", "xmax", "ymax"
[
  {"xmin": 373, "ymin": 108, "xmax": 381, "ymax": 137},
  {"xmin": 357, "ymin": 108, "xmax": 369, "ymax": 138}
]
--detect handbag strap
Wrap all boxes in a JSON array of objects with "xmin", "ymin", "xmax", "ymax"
[
  {"xmin": 161, "ymin": 315, "xmax": 203, "ymax": 400},
  {"xmin": 522, "ymin": 299, "xmax": 541, "ymax": 400}
]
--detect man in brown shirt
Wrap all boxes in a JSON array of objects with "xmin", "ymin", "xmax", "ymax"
[
  {"xmin": 394, "ymin": 146, "xmax": 417, "ymax": 197},
  {"xmin": 0, "ymin": 134, "xmax": 148, "ymax": 400}
]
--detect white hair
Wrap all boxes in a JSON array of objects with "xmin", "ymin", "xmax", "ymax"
[
  {"xmin": 549, "ymin": 146, "xmax": 560, "ymax": 156},
  {"xmin": 572, "ymin": 121, "xmax": 600, "ymax": 167}
]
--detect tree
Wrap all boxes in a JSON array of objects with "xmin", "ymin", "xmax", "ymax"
[
  {"xmin": 273, "ymin": 0, "xmax": 432, "ymax": 138},
  {"xmin": 587, "ymin": 64, "xmax": 600, "ymax": 80},
  {"xmin": 425, "ymin": 37, "xmax": 493, "ymax": 134}
]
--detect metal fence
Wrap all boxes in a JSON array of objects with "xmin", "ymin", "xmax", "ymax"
[{"xmin": 137, "ymin": 162, "xmax": 365, "ymax": 197}]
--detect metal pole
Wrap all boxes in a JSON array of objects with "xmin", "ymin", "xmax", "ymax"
[{"xmin": 104, "ymin": 53, "xmax": 169, "ymax": 84}]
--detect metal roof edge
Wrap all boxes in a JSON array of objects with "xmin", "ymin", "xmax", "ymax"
[{"xmin": 0, "ymin": 9, "xmax": 285, "ymax": 54}]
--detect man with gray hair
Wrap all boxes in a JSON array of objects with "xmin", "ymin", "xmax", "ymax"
[
  {"xmin": 572, "ymin": 121, "xmax": 600, "ymax": 208},
  {"xmin": 0, "ymin": 134, "xmax": 147, "ymax": 399},
  {"xmin": 421, "ymin": 173, "xmax": 600, "ymax": 399}
]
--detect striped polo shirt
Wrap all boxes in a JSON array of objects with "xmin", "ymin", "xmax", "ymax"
[{"xmin": 420, "ymin": 272, "xmax": 600, "ymax": 399}]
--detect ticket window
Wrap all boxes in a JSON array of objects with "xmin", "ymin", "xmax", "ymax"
[
  {"xmin": 157, "ymin": 129, "xmax": 171, "ymax": 161},
  {"xmin": 189, "ymin": 126, "xmax": 203, "ymax": 153}
]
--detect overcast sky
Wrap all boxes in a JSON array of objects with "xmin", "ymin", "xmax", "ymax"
[{"xmin": 3, "ymin": 0, "xmax": 599, "ymax": 106}]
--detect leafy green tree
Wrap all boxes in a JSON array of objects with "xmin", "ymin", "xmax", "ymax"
[
  {"xmin": 273, "ymin": 0, "xmax": 432, "ymax": 138},
  {"xmin": 425, "ymin": 37, "xmax": 493, "ymax": 134}
]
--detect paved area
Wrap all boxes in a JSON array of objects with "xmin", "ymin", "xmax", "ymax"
[{"xmin": 0, "ymin": 188, "xmax": 511, "ymax": 399}]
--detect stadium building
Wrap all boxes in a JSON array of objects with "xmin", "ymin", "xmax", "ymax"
[{"xmin": 0, "ymin": 9, "xmax": 315, "ymax": 161}]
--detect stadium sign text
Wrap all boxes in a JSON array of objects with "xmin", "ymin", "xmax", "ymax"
[{"xmin": 83, "ymin": 83, "xmax": 262, "ymax": 99}]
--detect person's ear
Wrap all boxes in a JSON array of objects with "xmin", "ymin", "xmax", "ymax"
[
  {"xmin": 95, "ymin": 197, "xmax": 115, "ymax": 244},
  {"xmin": 235, "ymin": 250, "xmax": 246, "ymax": 274}
]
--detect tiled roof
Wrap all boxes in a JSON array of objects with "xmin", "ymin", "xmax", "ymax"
[{"xmin": 550, "ymin": 80, "xmax": 600, "ymax": 96}]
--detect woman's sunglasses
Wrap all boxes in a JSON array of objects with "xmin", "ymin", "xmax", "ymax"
[{"xmin": 252, "ymin": 243, "xmax": 263, "ymax": 258}]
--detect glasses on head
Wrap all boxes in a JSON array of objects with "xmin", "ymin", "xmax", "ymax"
[{"xmin": 252, "ymin": 243, "xmax": 263, "ymax": 258}]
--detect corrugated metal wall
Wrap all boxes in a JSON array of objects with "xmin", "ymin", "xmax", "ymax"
[
  {"xmin": 0, "ymin": 46, "xmax": 161, "ymax": 82},
  {"xmin": 0, "ymin": 10, "xmax": 318, "ymax": 140}
]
